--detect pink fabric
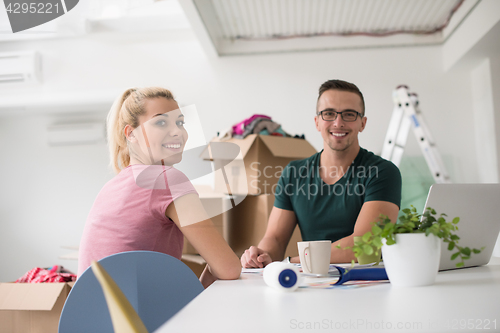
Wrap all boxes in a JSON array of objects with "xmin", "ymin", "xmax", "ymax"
[
  {"xmin": 78, "ymin": 165, "xmax": 197, "ymax": 276},
  {"xmin": 15, "ymin": 266, "xmax": 76, "ymax": 283},
  {"xmin": 232, "ymin": 114, "xmax": 271, "ymax": 135}
]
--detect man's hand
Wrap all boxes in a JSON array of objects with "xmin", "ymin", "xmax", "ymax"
[{"xmin": 241, "ymin": 246, "xmax": 272, "ymax": 268}]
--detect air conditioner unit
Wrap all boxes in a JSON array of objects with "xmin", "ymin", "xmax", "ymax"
[
  {"xmin": 0, "ymin": 51, "xmax": 41, "ymax": 84},
  {"xmin": 47, "ymin": 122, "xmax": 105, "ymax": 146}
]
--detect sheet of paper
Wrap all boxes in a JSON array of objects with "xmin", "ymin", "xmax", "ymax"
[{"xmin": 241, "ymin": 267, "xmax": 264, "ymax": 274}]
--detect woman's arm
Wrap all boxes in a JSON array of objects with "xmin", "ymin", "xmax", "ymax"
[{"xmin": 166, "ymin": 193, "xmax": 241, "ymax": 285}]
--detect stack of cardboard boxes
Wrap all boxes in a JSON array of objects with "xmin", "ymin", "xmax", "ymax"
[{"xmin": 182, "ymin": 134, "xmax": 316, "ymax": 275}]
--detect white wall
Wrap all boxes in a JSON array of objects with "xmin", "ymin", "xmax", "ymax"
[
  {"xmin": 491, "ymin": 55, "xmax": 500, "ymax": 182},
  {"xmin": 471, "ymin": 58, "xmax": 498, "ymax": 183},
  {"xmin": 442, "ymin": 0, "xmax": 500, "ymax": 71},
  {"xmin": 0, "ymin": 113, "xmax": 111, "ymax": 280},
  {"xmin": 487, "ymin": 55, "xmax": 500, "ymax": 257},
  {"xmin": 0, "ymin": 25, "xmax": 487, "ymax": 281}
]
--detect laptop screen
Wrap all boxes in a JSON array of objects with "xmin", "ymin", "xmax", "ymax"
[{"xmin": 422, "ymin": 184, "xmax": 500, "ymax": 270}]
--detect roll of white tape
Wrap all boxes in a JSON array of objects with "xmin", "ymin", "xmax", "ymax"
[{"xmin": 263, "ymin": 262, "xmax": 301, "ymax": 292}]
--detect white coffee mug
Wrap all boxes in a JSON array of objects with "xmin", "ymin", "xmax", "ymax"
[{"xmin": 297, "ymin": 240, "xmax": 332, "ymax": 275}]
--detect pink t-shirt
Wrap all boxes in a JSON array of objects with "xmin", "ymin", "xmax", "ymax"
[{"xmin": 78, "ymin": 164, "xmax": 197, "ymax": 276}]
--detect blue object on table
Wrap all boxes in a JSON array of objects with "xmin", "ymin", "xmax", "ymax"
[
  {"xmin": 279, "ymin": 269, "xmax": 298, "ymax": 288},
  {"xmin": 59, "ymin": 251, "xmax": 204, "ymax": 333},
  {"xmin": 333, "ymin": 266, "xmax": 388, "ymax": 285}
]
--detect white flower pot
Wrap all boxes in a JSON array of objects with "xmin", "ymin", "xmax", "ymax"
[{"xmin": 381, "ymin": 233, "xmax": 441, "ymax": 287}]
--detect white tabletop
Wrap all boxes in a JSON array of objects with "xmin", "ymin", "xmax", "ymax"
[{"xmin": 156, "ymin": 258, "xmax": 500, "ymax": 333}]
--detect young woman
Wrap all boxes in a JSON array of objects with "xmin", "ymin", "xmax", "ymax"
[{"xmin": 78, "ymin": 87, "xmax": 241, "ymax": 287}]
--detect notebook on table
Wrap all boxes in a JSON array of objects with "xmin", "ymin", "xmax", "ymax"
[{"xmin": 421, "ymin": 183, "xmax": 500, "ymax": 271}]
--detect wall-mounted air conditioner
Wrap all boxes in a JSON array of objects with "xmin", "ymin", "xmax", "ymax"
[
  {"xmin": 47, "ymin": 122, "xmax": 105, "ymax": 146},
  {"xmin": 0, "ymin": 51, "xmax": 41, "ymax": 85}
]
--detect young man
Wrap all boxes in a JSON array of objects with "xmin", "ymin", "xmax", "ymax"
[{"xmin": 241, "ymin": 79, "xmax": 401, "ymax": 268}]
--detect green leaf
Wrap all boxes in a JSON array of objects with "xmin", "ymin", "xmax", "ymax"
[
  {"xmin": 386, "ymin": 238, "xmax": 396, "ymax": 246},
  {"xmin": 455, "ymin": 262, "xmax": 464, "ymax": 268},
  {"xmin": 427, "ymin": 216, "xmax": 436, "ymax": 223},
  {"xmin": 460, "ymin": 247, "xmax": 471, "ymax": 256},
  {"xmin": 362, "ymin": 232, "xmax": 371, "ymax": 243},
  {"xmin": 382, "ymin": 223, "xmax": 394, "ymax": 234},
  {"xmin": 472, "ymin": 249, "xmax": 482, "ymax": 254},
  {"xmin": 373, "ymin": 236, "xmax": 383, "ymax": 248},
  {"xmin": 372, "ymin": 225, "xmax": 382, "ymax": 236},
  {"xmin": 448, "ymin": 242, "xmax": 455, "ymax": 251},
  {"xmin": 420, "ymin": 221, "xmax": 432, "ymax": 230},
  {"xmin": 402, "ymin": 208, "xmax": 411, "ymax": 214},
  {"xmin": 363, "ymin": 244, "xmax": 374, "ymax": 255},
  {"xmin": 450, "ymin": 235, "xmax": 459, "ymax": 241},
  {"xmin": 452, "ymin": 217, "xmax": 460, "ymax": 224},
  {"xmin": 451, "ymin": 252, "xmax": 460, "ymax": 260}
]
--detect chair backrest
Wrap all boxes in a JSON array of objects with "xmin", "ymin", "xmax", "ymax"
[
  {"xmin": 59, "ymin": 251, "xmax": 204, "ymax": 333},
  {"xmin": 91, "ymin": 260, "xmax": 148, "ymax": 333}
]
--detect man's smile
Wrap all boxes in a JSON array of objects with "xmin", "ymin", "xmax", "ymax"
[{"xmin": 330, "ymin": 131, "xmax": 348, "ymax": 138}]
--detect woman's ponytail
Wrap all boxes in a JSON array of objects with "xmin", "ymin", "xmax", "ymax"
[{"xmin": 107, "ymin": 88, "xmax": 135, "ymax": 174}]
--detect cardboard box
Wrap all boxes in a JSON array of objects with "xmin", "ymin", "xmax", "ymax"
[
  {"xmin": 201, "ymin": 135, "xmax": 316, "ymax": 195},
  {"xmin": 181, "ymin": 254, "xmax": 207, "ymax": 278},
  {"xmin": 0, "ymin": 282, "xmax": 73, "ymax": 333},
  {"xmin": 224, "ymin": 194, "xmax": 302, "ymax": 258},
  {"xmin": 182, "ymin": 186, "xmax": 227, "ymax": 255}
]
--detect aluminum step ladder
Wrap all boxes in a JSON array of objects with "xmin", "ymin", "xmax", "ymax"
[{"xmin": 381, "ymin": 85, "xmax": 451, "ymax": 183}]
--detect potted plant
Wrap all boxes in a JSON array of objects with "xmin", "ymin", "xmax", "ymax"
[{"xmin": 340, "ymin": 206, "xmax": 483, "ymax": 287}]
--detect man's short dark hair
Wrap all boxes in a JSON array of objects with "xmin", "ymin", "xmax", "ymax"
[{"xmin": 317, "ymin": 79, "xmax": 365, "ymax": 115}]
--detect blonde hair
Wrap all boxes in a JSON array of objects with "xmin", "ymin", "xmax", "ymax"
[{"xmin": 107, "ymin": 87, "xmax": 175, "ymax": 174}]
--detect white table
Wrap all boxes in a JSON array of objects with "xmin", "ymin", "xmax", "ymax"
[{"xmin": 156, "ymin": 258, "xmax": 500, "ymax": 333}]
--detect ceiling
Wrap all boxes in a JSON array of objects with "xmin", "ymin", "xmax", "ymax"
[
  {"xmin": 179, "ymin": 0, "xmax": 481, "ymax": 56},
  {"xmin": 0, "ymin": 0, "xmax": 483, "ymax": 54}
]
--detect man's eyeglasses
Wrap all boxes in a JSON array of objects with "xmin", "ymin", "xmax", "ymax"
[{"xmin": 317, "ymin": 110, "xmax": 363, "ymax": 122}]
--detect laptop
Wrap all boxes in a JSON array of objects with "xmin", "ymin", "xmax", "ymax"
[{"xmin": 422, "ymin": 183, "xmax": 500, "ymax": 271}]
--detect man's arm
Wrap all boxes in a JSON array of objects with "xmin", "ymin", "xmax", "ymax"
[
  {"xmin": 325, "ymin": 157, "xmax": 402, "ymax": 263},
  {"xmin": 241, "ymin": 207, "xmax": 297, "ymax": 268},
  {"xmin": 328, "ymin": 200, "xmax": 400, "ymax": 263}
]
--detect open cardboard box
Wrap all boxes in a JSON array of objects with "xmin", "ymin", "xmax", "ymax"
[
  {"xmin": 201, "ymin": 135, "xmax": 316, "ymax": 195},
  {"xmin": 0, "ymin": 282, "xmax": 73, "ymax": 333}
]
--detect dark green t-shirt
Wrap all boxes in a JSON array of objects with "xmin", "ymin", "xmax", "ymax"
[{"xmin": 274, "ymin": 148, "xmax": 402, "ymax": 242}]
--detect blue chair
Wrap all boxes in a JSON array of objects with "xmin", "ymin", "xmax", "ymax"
[
  {"xmin": 58, "ymin": 251, "xmax": 204, "ymax": 333},
  {"xmin": 90, "ymin": 260, "xmax": 148, "ymax": 333}
]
